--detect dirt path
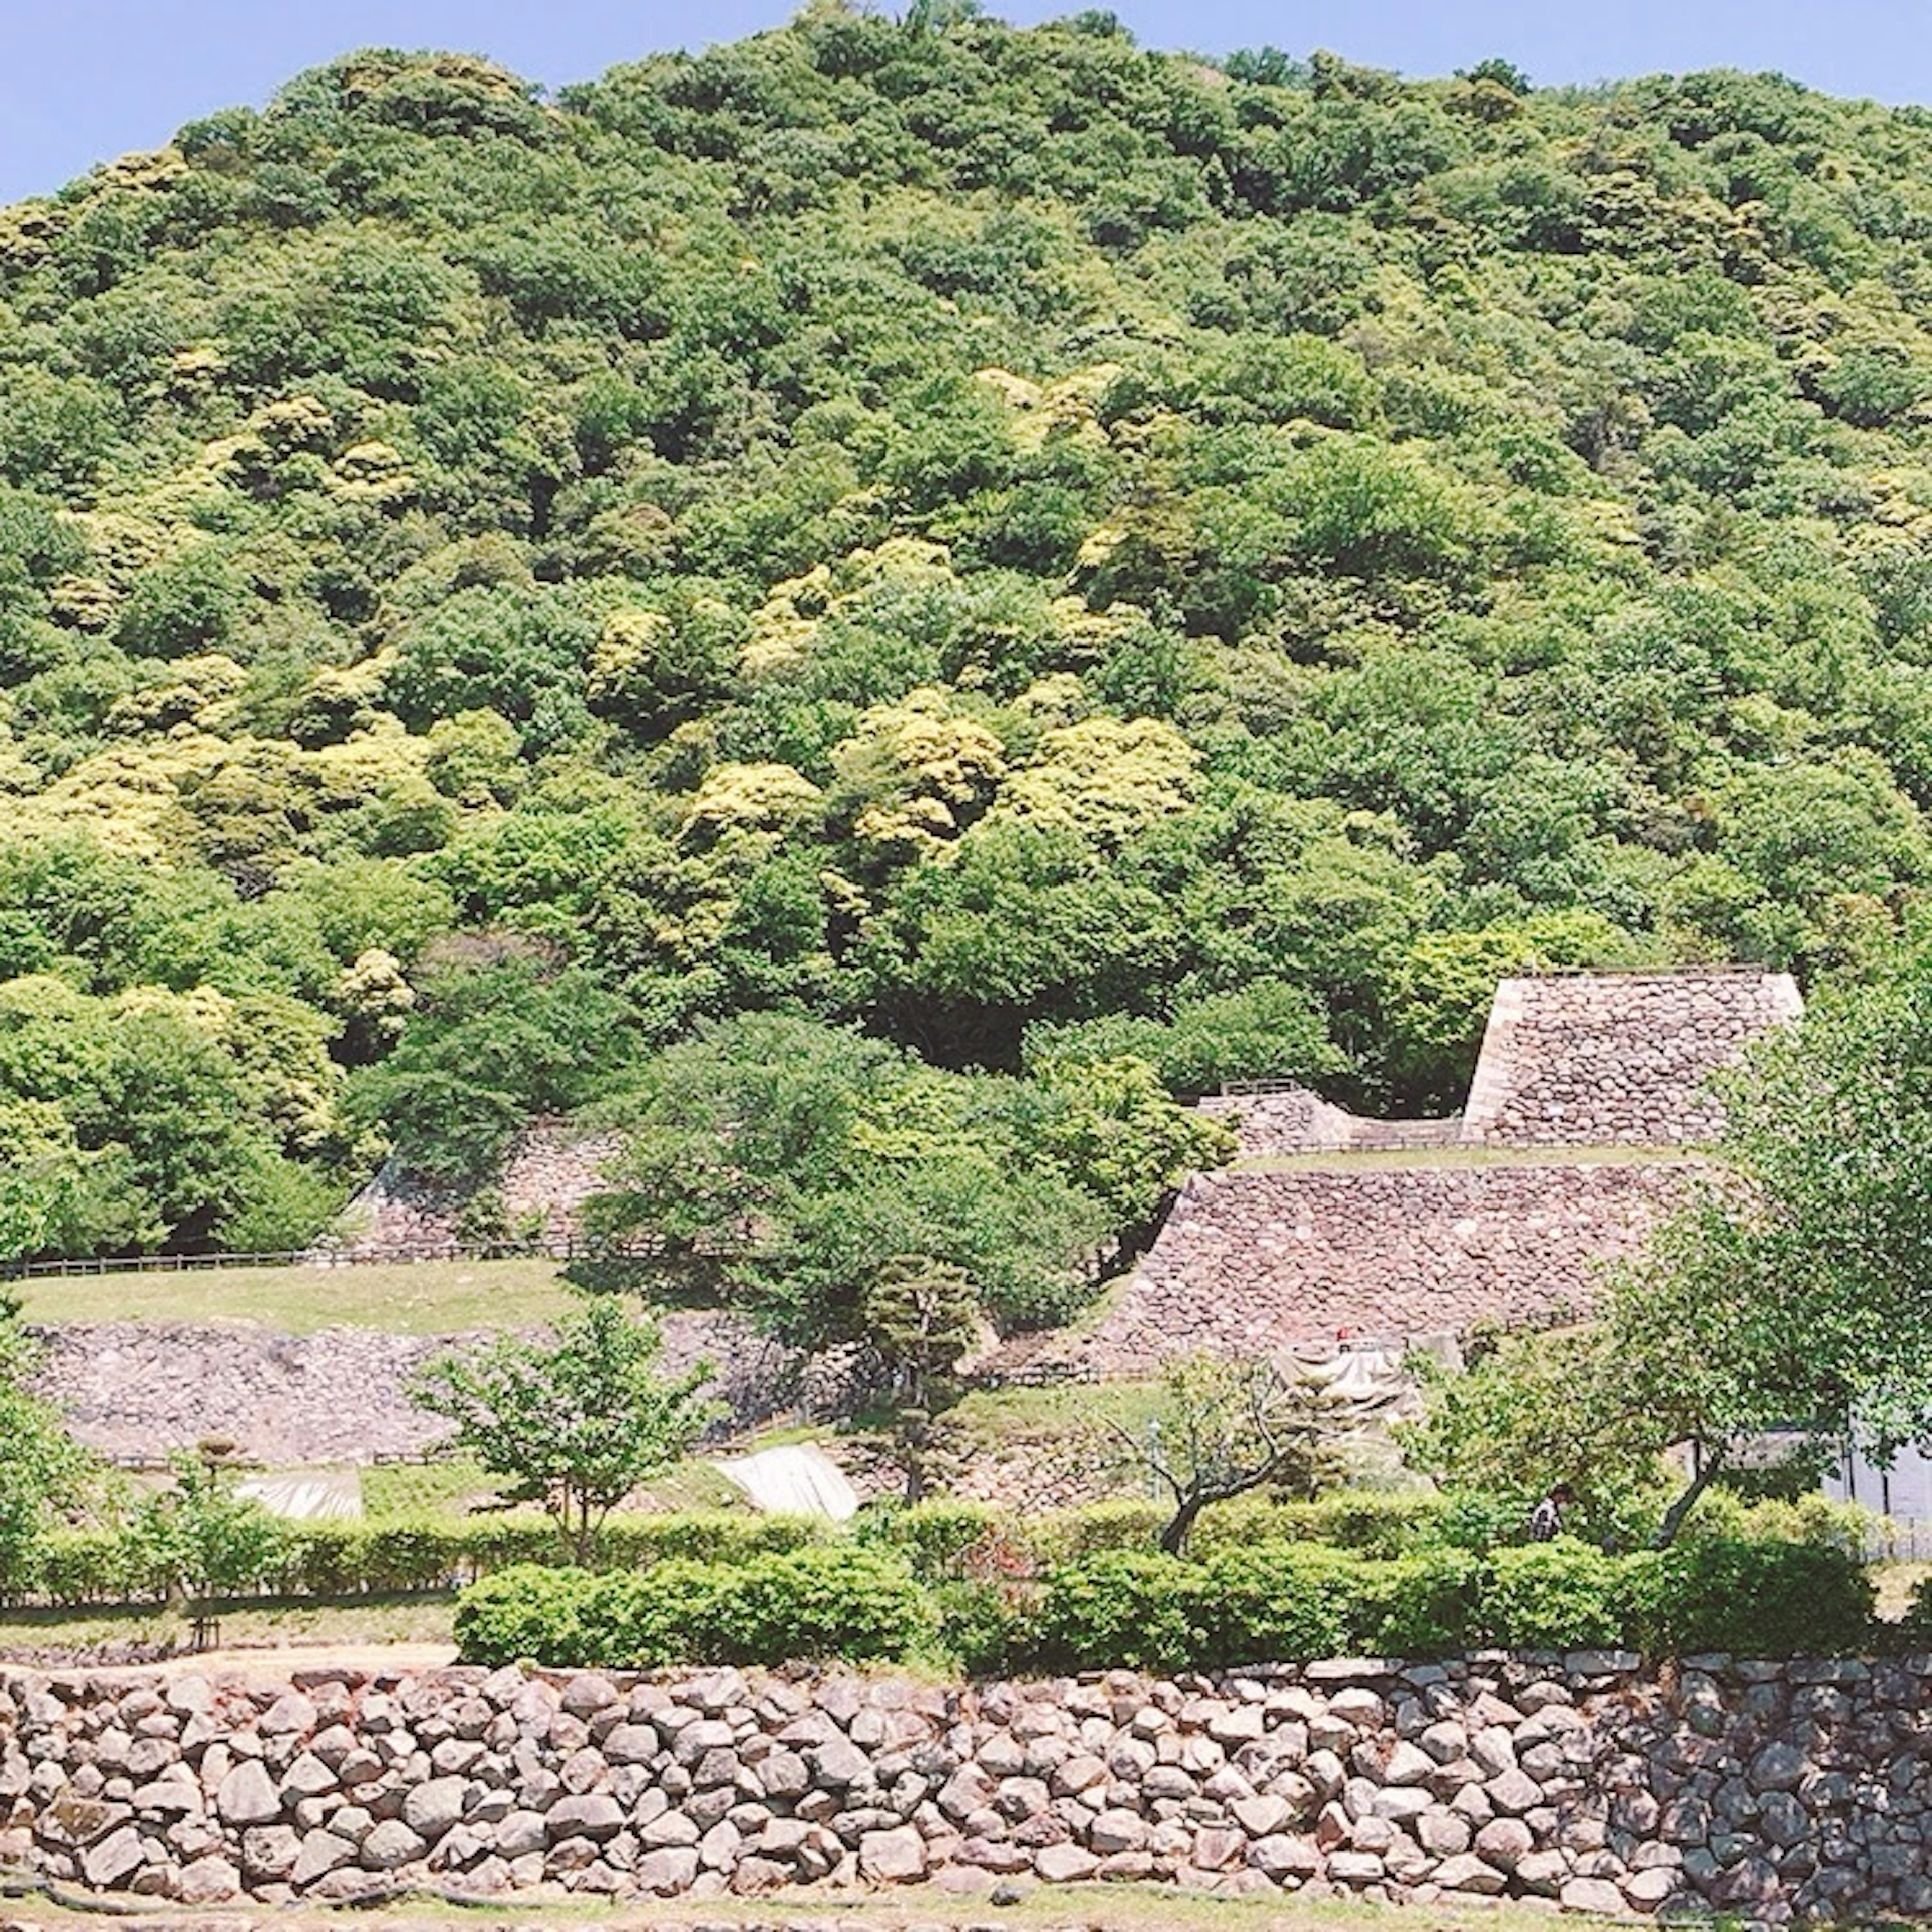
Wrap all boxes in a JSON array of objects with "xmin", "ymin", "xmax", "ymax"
[
  {"xmin": 0, "ymin": 1886, "xmax": 1551, "ymax": 1932},
  {"xmin": 1, "ymin": 1641, "xmax": 459, "ymax": 1684}
]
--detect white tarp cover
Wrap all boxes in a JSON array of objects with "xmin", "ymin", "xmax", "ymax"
[
  {"xmin": 711, "ymin": 1443, "xmax": 860, "ymax": 1521},
  {"xmin": 235, "ymin": 1470, "xmax": 363, "ymax": 1521}
]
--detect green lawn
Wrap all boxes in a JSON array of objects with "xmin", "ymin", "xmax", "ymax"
[
  {"xmin": 18, "ymin": 1256, "xmax": 579, "ymax": 1334},
  {"xmin": 0, "ymin": 1592, "xmax": 459, "ymax": 1661}
]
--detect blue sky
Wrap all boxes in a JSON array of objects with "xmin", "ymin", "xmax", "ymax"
[{"xmin": 5, "ymin": 0, "xmax": 1931, "ymax": 208}]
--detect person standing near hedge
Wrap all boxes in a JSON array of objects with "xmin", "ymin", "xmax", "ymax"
[{"xmin": 1527, "ymin": 1483, "xmax": 1573, "ymax": 1542}]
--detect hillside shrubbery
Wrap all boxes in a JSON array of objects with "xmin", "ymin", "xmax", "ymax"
[{"xmin": 9, "ymin": 22, "xmax": 1932, "ymax": 1299}]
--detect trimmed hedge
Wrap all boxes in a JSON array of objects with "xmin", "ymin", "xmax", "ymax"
[
  {"xmin": 455, "ymin": 1548, "xmax": 927, "ymax": 1670},
  {"xmin": 16, "ymin": 1511, "xmax": 828, "ymax": 1609},
  {"xmin": 1028, "ymin": 1542, "xmax": 1481, "ymax": 1673},
  {"xmin": 1028, "ymin": 1537, "xmax": 1876, "ymax": 1671},
  {"xmin": 452, "ymin": 1533, "xmax": 1879, "ymax": 1674}
]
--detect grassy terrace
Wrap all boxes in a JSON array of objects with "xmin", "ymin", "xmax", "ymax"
[{"xmin": 17, "ymin": 1256, "xmax": 579, "ymax": 1334}]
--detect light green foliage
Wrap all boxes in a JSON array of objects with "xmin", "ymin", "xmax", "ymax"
[
  {"xmin": 1027, "ymin": 1054, "xmax": 1236, "ymax": 1231},
  {"xmin": 410, "ymin": 1293, "xmax": 720, "ymax": 1562},
  {"xmin": 0, "ymin": 1315, "xmax": 92, "ymax": 1590},
  {"xmin": 9, "ymin": 27, "xmax": 1932, "ymax": 1265},
  {"xmin": 128, "ymin": 1452, "xmax": 287, "ymax": 1601}
]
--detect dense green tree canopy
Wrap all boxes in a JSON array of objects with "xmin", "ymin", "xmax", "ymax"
[{"xmin": 7, "ymin": 16, "xmax": 1932, "ymax": 1267}]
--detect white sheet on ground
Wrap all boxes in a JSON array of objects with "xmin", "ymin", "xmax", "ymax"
[
  {"xmin": 711, "ymin": 1443, "xmax": 860, "ymax": 1521},
  {"xmin": 235, "ymin": 1471, "xmax": 363, "ymax": 1521}
]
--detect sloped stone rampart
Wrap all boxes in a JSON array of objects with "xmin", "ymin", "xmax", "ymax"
[
  {"xmin": 1462, "ymin": 970, "xmax": 1803, "ymax": 1148},
  {"xmin": 1040, "ymin": 1162, "xmax": 1686, "ymax": 1374},
  {"xmin": 29, "ymin": 1313, "xmax": 799, "ymax": 1465},
  {"xmin": 1205, "ymin": 970, "xmax": 1801, "ymax": 1161},
  {"xmin": 5, "ymin": 1651, "xmax": 1928, "ymax": 1918},
  {"xmin": 320, "ymin": 1124, "xmax": 623, "ymax": 1261}
]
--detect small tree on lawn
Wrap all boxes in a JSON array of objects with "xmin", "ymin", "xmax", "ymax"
[
  {"xmin": 412, "ymin": 1293, "xmax": 720, "ymax": 1563},
  {"xmin": 1121, "ymin": 1353, "xmax": 1330, "ymax": 1556},
  {"xmin": 132, "ymin": 1444, "xmax": 287, "ymax": 1604}
]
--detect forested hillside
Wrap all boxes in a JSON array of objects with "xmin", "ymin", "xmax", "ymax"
[{"xmin": 6, "ymin": 9, "xmax": 1932, "ymax": 1274}]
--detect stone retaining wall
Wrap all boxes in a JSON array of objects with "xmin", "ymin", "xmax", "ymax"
[
  {"xmin": 1035, "ymin": 1160, "xmax": 1685, "ymax": 1373},
  {"xmin": 30, "ymin": 1313, "xmax": 800, "ymax": 1466},
  {"xmin": 5, "ymin": 1651, "xmax": 1927, "ymax": 1920},
  {"xmin": 1462, "ymin": 971, "xmax": 1803, "ymax": 1148},
  {"xmin": 319, "ymin": 1124, "xmax": 622, "ymax": 1262}
]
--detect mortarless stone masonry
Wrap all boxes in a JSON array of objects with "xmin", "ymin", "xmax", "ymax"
[
  {"xmin": 1203, "ymin": 969, "xmax": 1804, "ymax": 1163},
  {"xmin": 1462, "ymin": 970, "xmax": 1804, "ymax": 1148},
  {"xmin": 5, "ymin": 1652, "xmax": 1927, "ymax": 1920},
  {"xmin": 1088, "ymin": 970, "xmax": 1801, "ymax": 1367},
  {"xmin": 29, "ymin": 1312, "xmax": 799, "ymax": 1465},
  {"xmin": 318, "ymin": 1122, "xmax": 624, "ymax": 1262},
  {"xmin": 1028, "ymin": 1159, "xmax": 1688, "ymax": 1371}
]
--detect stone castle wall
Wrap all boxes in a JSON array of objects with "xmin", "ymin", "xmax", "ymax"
[
  {"xmin": 6, "ymin": 1650, "xmax": 1927, "ymax": 1919},
  {"xmin": 1035, "ymin": 1161, "xmax": 1685, "ymax": 1374},
  {"xmin": 1462, "ymin": 970, "xmax": 1803, "ymax": 1148},
  {"xmin": 30, "ymin": 1313, "xmax": 800, "ymax": 1466},
  {"xmin": 1204, "ymin": 969, "xmax": 1801, "ymax": 1162},
  {"xmin": 320, "ymin": 1124, "xmax": 623, "ymax": 1262},
  {"xmin": 1126, "ymin": 970, "xmax": 1797, "ymax": 1362}
]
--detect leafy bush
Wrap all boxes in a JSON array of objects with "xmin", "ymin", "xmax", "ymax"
[
  {"xmin": 453, "ymin": 1564, "xmax": 599, "ymax": 1668},
  {"xmin": 1196, "ymin": 1491, "xmax": 1449, "ymax": 1559},
  {"xmin": 454, "ymin": 1546, "xmax": 926, "ymax": 1669},
  {"xmin": 593, "ymin": 1560, "xmax": 732, "ymax": 1669},
  {"xmin": 1020, "ymin": 1500, "xmax": 1166, "ymax": 1566},
  {"xmin": 1196, "ymin": 1543, "xmax": 1356, "ymax": 1666},
  {"xmin": 1619, "ymin": 1540, "xmax": 1876, "ymax": 1658},
  {"xmin": 710, "ymin": 1546, "xmax": 928, "ymax": 1664},
  {"xmin": 5, "ymin": 1509, "xmax": 830, "ymax": 1610},
  {"xmin": 855, "ymin": 1500, "xmax": 998, "ymax": 1581},
  {"xmin": 933, "ymin": 1579, "xmax": 1025, "ymax": 1675},
  {"xmin": 1890, "ymin": 1573, "xmax": 1932, "ymax": 1652},
  {"xmin": 1353, "ymin": 1549, "xmax": 1484, "ymax": 1656},
  {"xmin": 1481, "ymin": 1541, "xmax": 1628, "ymax": 1650},
  {"xmin": 1030, "ymin": 1550, "xmax": 1208, "ymax": 1673}
]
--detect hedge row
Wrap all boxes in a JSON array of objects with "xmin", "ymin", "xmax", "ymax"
[
  {"xmin": 1022, "ymin": 1538, "xmax": 1878, "ymax": 1673},
  {"xmin": 455, "ymin": 1535, "xmax": 1882, "ymax": 1675},
  {"xmin": 456, "ymin": 1548, "xmax": 928, "ymax": 1670},
  {"xmin": 7, "ymin": 1487, "xmax": 1875, "ymax": 1614},
  {"xmin": 12, "ymin": 1512, "xmax": 823, "ymax": 1608}
]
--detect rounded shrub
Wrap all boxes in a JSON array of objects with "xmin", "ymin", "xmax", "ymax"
[
  {"xmin": 1481, "ymin": 1540, "xmax": 1625, "ymax": 1650},
  {"xmin": 1197, "ymin": 1542, "xmax": 1356, "ymax": 1666},
  {"xmin": 453, "ymin": 1564, "xmax": 599, "ymax": 1668},
  {"xmin": 933, "ymin": 1579, "xmax": 1025, "ymax": 1675},
  {"xmin": 1031, "ymin": 1550, "xmax": 1207, "ymax": 1673},
  {"xmin": 592, "ymin": 1559, "xmax": 732, "ymax": 1668},
  {"xmin": 1621, "ymin": 1539, "xmax": 1875, "ymax": 1658},
  {"xmin": 710, "ymin": 1547, "xmax": 929, "ymax": 1665},
  {"xmin": 855, "ymin": 1500, "xmax": 999, "ymax": 1582},
  {"xmin": 1352, "ymin": 1548, "xmax": 1484, "ymax": 1657}
]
